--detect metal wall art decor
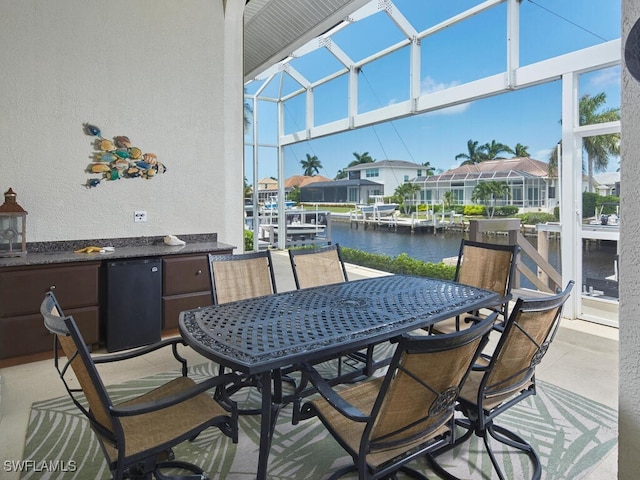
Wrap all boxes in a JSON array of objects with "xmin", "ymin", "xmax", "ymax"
[{"xmin": 83, "ymin": 123, "xmax": 167, "ymax": 188}]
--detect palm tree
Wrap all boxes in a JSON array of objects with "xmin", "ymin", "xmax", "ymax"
[
  {"xmin": 471, "ymin": 181, "xmax": 511, "ymax": 218},
  {"xmin": 547, "ymin": 92, "xmax": 620, "ymax": 190},
  {"xmin": 335, "ymin": 151, "xmax": 374, "ymax": 180},
  {"xmin": 421, "ymin": 161, "xmax": 436, "ymax": 176},
  {"xmin": 243, "ymin": 177, "xmax": 252, "ymax": 199},
  {"xmin": 243, "ymin": 89, "xmax": 253, "ymax": 133},
  {"xmin": 394, "ymin": 182, "xmax": 421, "ymax": 214},
  {"xmin": 482, "ymin": 140, "xmax": 513, "ymax": 160},
  {"xmin": 547, "ymin": 142, "xmax": 561, "ymax": 177},
  {"xmin": 443, "ymin": 190, "xmax": 455, "ymax": 210},
  {"xmin": 348, "ymin": 151, "xmax": 375, "ymax": 167},
  {"xmin": 300, "ymin": 153, "xmax": 322, "ymax": 176},
  {"xmin": 456, "ymin": 140, "xmax": 485, "ymax": 165},
  {"xmin": 512, "ymin": 143, "xmax": 530, "ymax": 158},
  {"xmin": 580, "ymin": 93, "xmax": 620, "ymax": 192},
  {"xmin": 334, "ymin": 169, "xmax": 347, "ymax": 180}
]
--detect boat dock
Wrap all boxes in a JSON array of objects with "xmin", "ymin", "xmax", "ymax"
[
  {"xmin": 248, "ymin": 208, "xmax": 333, "ymax": 249},
  {"xmin": 347, "ymin": 210, "xmax": 467, "ymax": 233}
]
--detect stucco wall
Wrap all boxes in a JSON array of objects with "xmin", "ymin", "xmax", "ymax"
[
  {"xmin": 620, "ymin": 0, "xmax": 640, "ymax": 477},
  {"xmin": 0, "ymin": 0, "xmax": 245, "ymax": 251}
]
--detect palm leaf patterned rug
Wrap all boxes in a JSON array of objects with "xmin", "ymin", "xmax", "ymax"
[{"xmin": 22, "ymin": 361, "xmax": 616, "ymax": 479}]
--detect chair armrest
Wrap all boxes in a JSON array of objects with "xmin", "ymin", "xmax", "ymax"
[
  {"xmin": 299, "ymin": 363, "xmax": 368, "ymax": 422},
  {"xmin": 464, "ymin": 310, "xmax": 499, "ymax": 326},
  {"xmin": 93, "ymin": 337, "xmax": 187, "ymax": 364},
  {"xmin": 471, "ymin": 353, "xmax": 492, "ymax": 371},
  {"xmin": 110, "ymin": 372, "xmax": 240, "ymax": 417}
]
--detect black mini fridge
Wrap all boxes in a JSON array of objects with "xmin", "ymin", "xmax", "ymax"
[{"xmin": 105, "ymin": 257, "xmax": 162, "ymax": 352}]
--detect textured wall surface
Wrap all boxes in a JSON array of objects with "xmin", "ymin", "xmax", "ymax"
[
  {"xmin": 0, "ymin": 0, "xmax": 245, "ymax": 250},
  {"xmin": 620, "ymin": 0, "xmax": 640, "ymax": 477}
]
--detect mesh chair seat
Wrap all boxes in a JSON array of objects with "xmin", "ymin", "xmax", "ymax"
[
  {"xmin": 105, "ymin": 376, "xmax": 230, "ymax": 460},
  {"xmin": 288, "ymin": 244, "xmax": 348, "ymax": 289},
  {"xmin": 431, "ymin": 240, "xmax": 519, "ymax": 335},
  {"xmin": 209, "ymin": 251, "xmax": 276, "ymax": 304}
]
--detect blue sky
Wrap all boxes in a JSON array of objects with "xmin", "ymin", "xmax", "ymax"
[{"xmin": 244, "ymin": 0, "xmax": 621, "ymax": 182}]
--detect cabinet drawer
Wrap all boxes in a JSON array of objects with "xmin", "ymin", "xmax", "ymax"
[
  {"xmin": 0, "ymin": 306, "xmax": 99, "ymax": 359},
  {"xmin": 163, "ymin": 255, "xmax": 210, "ymax": 296},
  {"xmin": 162, "ymin": 292, "xmax": 212, "ymax": 330},
  {"xmin": 0, "ymin": 263, "xmax": 100, "ymax": 318}
]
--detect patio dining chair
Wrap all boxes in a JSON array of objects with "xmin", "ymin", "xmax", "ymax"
[
  {"xmin": 431, "ymin": 239, "xmax": 519, "ymax": 334},
  {"xmin": 427, "ymin": 281, "xmax": 574, "ymax": 480},
  {"xmin": 289, "ymin": 244, "xmax": 377, "ymax": 378},
  {"xmin": 297, "ymin": 312, "xmax": 497, "ymax": 480},
  {"xmin": 288, "ymin": 243, "xmax": 348, "ymax": 289},
  {"xmin": 40, "ymin": 291, "xmax": 238, "ymax": 480},
  {"xmin": 208, "ymin": 250, "xmax": 283, "ymax": 411},
  {"xmin": 208, "ymin": 250, "xmax": 276, "ymax": 304}
]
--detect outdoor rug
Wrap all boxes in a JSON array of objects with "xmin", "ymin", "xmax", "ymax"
[{"xmin": 21, "ymin": 361, "xmax": 617, "ymax": 479}]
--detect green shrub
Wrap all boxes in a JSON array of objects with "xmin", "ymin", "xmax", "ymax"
[
  {"xmin": 597, "ymin": 195, "xmax": 620, "ymax": 215},
  {"xmin": 463, "ymin": 205, "xmax": 486, "ymax": 216},
  {"xmin": 517, "ymin": 212, "xmax": 556, "ymax": 224},
  {"xmin": 493, "ymin": 206, "xmax": 520, "ymax": 217},
  {"xmin": 243, "ymin": 229, "xmax": 253, "ymax": 251},
  {"xmin": 582, "ymin": 192, "xmax": 598, "ymax": 218},
  {"xmin": 340, "ymin": 247, "xmax": 455, "ymax": 280}
]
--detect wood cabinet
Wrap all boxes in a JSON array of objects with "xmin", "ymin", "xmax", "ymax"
[
  {"xmin": 0, "ymin": 262, "xmax": 101, "ymax": 360},
  {"xmin": 162, "ymin": 254, "xmax": 214, "ymax": 330},
  {"xmin": 0, "ymin": 245, "xmax": 232, "ymax": 364}
]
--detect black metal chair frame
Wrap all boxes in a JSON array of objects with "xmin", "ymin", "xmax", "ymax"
[
  {"xmin": 427, "ymin": 282, "xmax": 575, "ymax": 480},
  {"xmin": 41, "ymin": 291, "xmax": 238, "ymax": 480},
  {"xmin": 297, "ymin": 313, "xmax": 497, "ymax": 480}
]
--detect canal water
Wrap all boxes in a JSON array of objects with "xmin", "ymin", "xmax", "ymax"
[{"xmin": 329, "ymin": 220, "xmax": 618, "ymax": 288}]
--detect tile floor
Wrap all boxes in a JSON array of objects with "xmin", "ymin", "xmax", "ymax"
[{"xmin": 0, "ymin": 250, "xmax": 619, "ymax": 479}]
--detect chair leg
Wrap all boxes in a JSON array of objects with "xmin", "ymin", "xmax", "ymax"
[
  {"xmin": 427, "ymin": 417, "xmax": 542, "ymax": 480},
  {"xmin": 425, "ymin": 421, "xmax": 473, "ymax": 480},
  {"xmin": 486, "ymin": 423, "xmax": 542, "ymax": 480}
]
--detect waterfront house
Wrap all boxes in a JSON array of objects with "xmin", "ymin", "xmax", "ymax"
[
  {"xmin": 256, "ymin": 177, "xmax": 279, "ymax": 204},
  {"xmin": 345, "ymin": 160, "xmax": 425, "ymax": 198},
  {"xmin": 593, "ymin": 172, "xmax": 621, "ymax": 196},
  {"xmin": 299, "ymin": 178, "xmax": 383, "ymax": 203},
  {"xmin": 414, "ymin": 157, "xmax": 558, "ymax": 213}
]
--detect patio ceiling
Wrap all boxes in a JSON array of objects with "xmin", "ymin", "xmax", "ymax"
[{"xmin": 244, "ymin": 0, "xmax": 370, "ymax": 82}]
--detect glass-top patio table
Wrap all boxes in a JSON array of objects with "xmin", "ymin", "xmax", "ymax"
[{"xmin": 179, "ymin": 274, "xmax": 499, "ymax": 479}]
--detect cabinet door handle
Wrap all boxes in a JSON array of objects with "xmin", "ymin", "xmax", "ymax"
[
  {"xmin": 49, "ymin": 285, "xmax": 56, "ymax": 290},
  {"xmin": 196, "ymin": 270, "xmax": 203, "ymax": 275}
]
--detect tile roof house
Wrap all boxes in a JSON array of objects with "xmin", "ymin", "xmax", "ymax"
[{"xmin": 414, "ymin": 158, "xmax": 558, "ymax": 213}]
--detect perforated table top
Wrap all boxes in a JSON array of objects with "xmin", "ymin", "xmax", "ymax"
[{"xmin": 179, "ymin": 275, "xmax": 498, "ymax": 375}]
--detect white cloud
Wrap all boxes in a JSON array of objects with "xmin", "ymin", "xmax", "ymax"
[
  {"xmin": 589, "ymin": 67, "xmax": 620, "ymax": 89},
  {"xmin": 421, "ymin": 76, "xmax": 471, "ymax": 114},
  {"xmin": 535, "ymin": 148, "xmax": 554, "ymax": 161},
  {"xmin": 422, "ymin": 76, "xmax": 458, "ymax": 93}
]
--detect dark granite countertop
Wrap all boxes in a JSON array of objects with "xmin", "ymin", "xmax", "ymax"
[{"xmin": 0, "ymin": 234, "xmax": 236, "ymax": 268}]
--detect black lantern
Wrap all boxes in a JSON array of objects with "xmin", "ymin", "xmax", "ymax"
[{"xmin": 0, "ymin": 188, "xmax": 27, "ymax": 257}]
